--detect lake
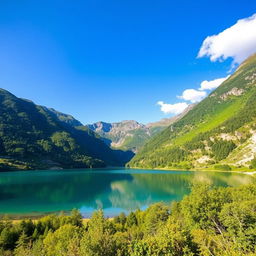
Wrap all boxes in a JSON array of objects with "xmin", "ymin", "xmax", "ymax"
[{"xmin": 0, "ymin": 168, "xmax": 254, "ymax": 218}]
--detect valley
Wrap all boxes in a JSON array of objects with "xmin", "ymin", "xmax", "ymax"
[
  {"xmin": 1, "ymin": 3, "xmax": 256, "ymax": 256},
  {"xmin": 1, "ymin": 55, "xmax": 256, "ymax": 173}
]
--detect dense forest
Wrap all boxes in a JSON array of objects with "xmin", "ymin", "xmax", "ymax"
[
  {"xmin": 129, "ymin": 54, "xmax": 256, "ymax": 171},
  {"xmin": 0, "ymin": 89, "xmax": 133, "ymax": 171},
  {"xmin": 0, "ymin": 182, "xmax": 255, "ymax": 256}
]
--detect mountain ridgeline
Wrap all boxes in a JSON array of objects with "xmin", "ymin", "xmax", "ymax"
[
  {"xmin": 1, "ymin": 54, "xmax": 256, "ymax": 171},
  {"xmin": 87, "ymin": 105, "xmax": 194, "ymax": 153},
  {"xmin": 128, "ymin": 54, "xmax": 256, "ymax": 170},
  {"xmin": 0, "ymin": 89, "xmax": 133, "ymax": 170},
  {"xmin": 87, "ymin": 120, "xmax": 163, "ymax": 153}
]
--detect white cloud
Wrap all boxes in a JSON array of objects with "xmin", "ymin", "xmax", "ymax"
[
  {"xmin": 158, "ymin": 75, "xmax": 229, "ymax": 115},
  {"xmin": 157, "ymin": 14, "xmax": 256, "ymax": 116},
  {"xmin": 198, "ymin": 13, "xmax": 256, "ymax": 64},
  {"xmin": 199, "ymin": 75, "xmax": 230, "ymax": 91},
  {"xmin": 178, "ymin": 89, "xmax": 206, "ymax": 103},
  {"xmin": 157, "ymin": 101, "xmax": 189, "ymax": 115}
]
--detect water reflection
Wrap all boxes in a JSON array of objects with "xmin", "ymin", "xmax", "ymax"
[{"xmin": 0, "ymin": 169, "xmax": 254, "ymax": 217}]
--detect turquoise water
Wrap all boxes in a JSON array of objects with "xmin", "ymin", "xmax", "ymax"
[{"xmin": 0, "ymin": 169, "xmax": 254, "ymax": 218}]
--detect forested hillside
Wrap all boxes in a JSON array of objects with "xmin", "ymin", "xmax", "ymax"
[
  {"xmin": 128, "ymin": 54, "xmax": 256, "ymax": 171},
  {"xmin": 0, "ymin": 89, "xmax": 133, "ymax": 170},
  {"xmin": 0, "ymin": 183, "xmax": 255, "ymax": 256}
]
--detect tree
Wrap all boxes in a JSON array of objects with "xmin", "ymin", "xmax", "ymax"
[
  {"xmin": 14, "ymin": 231, "xmax": 31, "ymax": 256},
  {"xmin": 126, "ymin": 212, "xmax": 137, "ymax": 228},
  {"xmin": 80, "ymin": 210, "xmax": 116, "ymax": 256},
  {"xmin": 43, "ymin": 224, "xmax": 80, "ymax": 256},
  {"xmin": 143, "ymin": 203, "xmax": 169, "ymax": 235}
]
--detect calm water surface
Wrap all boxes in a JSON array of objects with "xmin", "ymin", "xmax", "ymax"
[{"xmin": 0, "ymin": 169, "xmax": 254, "ymax": 217}]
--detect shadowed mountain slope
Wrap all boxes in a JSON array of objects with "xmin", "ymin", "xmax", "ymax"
[{"xmin": 0, "ymin": 89, "xmax": 133, "ymax": 170}]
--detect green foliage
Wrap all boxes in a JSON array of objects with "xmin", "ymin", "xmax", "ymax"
[
  {"xmin": 128, "ymin": 55, "xmax": 256, "ymax": 169},
  {"xmin": 219, "ymin": 200, "xmax": 256, "ymax": 252},
  {"xmin": 249, "ymin": 157, "xmax": 256, "ymax": 169},
  {"xmin": 211, "ymin": 140, "xmax": 236, "ymax": 161},
  {"xmin": 0, "ymin": 89, "xmax": 132, "ymax": 171},
  {"xmin": 51, "ymin": 132, "xmax": 78, "ymax": 152},
  {"xmin": 126, "ymin": 212, "xmax": 138, "ymax": 228},
  {"xmin": 121, "ymin": 128, "xmax": 153, "ymax": 151},
  {"xmin": 1, "ymin": 183, "xmax": 256, "ymax": 255},
  {"xmin": 142, "ymin": 203, "xmax": 169, "ymax": 235},
  {"xmin": 43, "ymin": 224, "xmax": 81, "ymax": 256},
  {"xmin": 80, "ymin": 210, "xmax": 117, "ymax": 256}
]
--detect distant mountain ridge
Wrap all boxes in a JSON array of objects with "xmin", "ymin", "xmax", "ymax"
[
  {"xmin": 87, "ymin": 105, "xmax": 195, "ymax": 152},
  {"xmin": 128, "ymin": 54, "xmax": 256, "ymax": 171},
  {"xmin": 87, "ymin": 120, "xmax": 150, "ymax": 152},
  {"xmin": 147, "ymin": 104, "xmax": 195, "ymax": 128},
  {"xmin": 0, "ymin": 89, "xmax": 133, "ymax": 171}
]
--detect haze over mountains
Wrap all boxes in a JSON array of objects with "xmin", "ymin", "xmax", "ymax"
[{"xmin": 129, "ymin": 54, "xmax": 256, "ymax": 171}]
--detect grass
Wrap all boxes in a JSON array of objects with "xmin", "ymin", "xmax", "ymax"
[{"xmin": 170, "ymin": 96, "xmax": 246, "ymax": 147}]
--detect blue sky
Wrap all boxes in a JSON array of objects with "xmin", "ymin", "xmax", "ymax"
[{"xmin": 0, "ymin": 1, "xmax": 255, "ymax": 124}]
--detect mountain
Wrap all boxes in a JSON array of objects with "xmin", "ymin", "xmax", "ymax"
[
  {"xmin": 146, "ymin": 104, "xmax": 195, "ymax": 128},
  {"xmin": 128, "ymin": 54, "xmax": 256, "ymax": 171},
  {"xmin": 43, "ymin": 107, "xmax": 83, "ymax": 127},
  {"xmin": 0, "ymin": 89, "xmax": 133, "ymax": 171},
  {"xmin": 87, "ymin": 106, "xmax": 194, "ymax": 153},
  {"xmin": 87, "ymin": 120, "xmax": 151, "ymax": 152}
]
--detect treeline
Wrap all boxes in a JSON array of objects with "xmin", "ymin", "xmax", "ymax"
[
  {"xmin": 128, "ymin": 55, "xmax": 256, "ymax": 169},
  {"xmin": 1, "ymin": 183, "xmax": 256, "ymax": 256}
]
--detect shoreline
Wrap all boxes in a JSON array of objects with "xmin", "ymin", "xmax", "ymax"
[
  {"xmin": 1, "ymin": 165, "xmax": 256, "ymax": 175},
  {"xmin": 10, "ymin": 218, "xmax": 111, "ymax": 224},
  {"xmin": 127, "ymin": 166, "xmax": 256, "ymax": 176},
  {"xmin": 4, "ymin": 215, "xmax": 114, "ymax": 222}
]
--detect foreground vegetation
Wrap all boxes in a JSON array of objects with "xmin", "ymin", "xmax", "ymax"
[{"xmin": 0, "ymin": 183, "xmax": 255, "ymax": 256}]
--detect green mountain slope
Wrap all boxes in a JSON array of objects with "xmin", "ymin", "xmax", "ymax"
[
  {"xmin": 87, "ymin": 105, "xmax": 194, "ymax": 153},
  {"xmin": 128, "ymin": 54, "xmax": 256, "ymax": 170},
  {"xmin": 0, "ymin": 89, "xmax": 132, "ymax": 170}
]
